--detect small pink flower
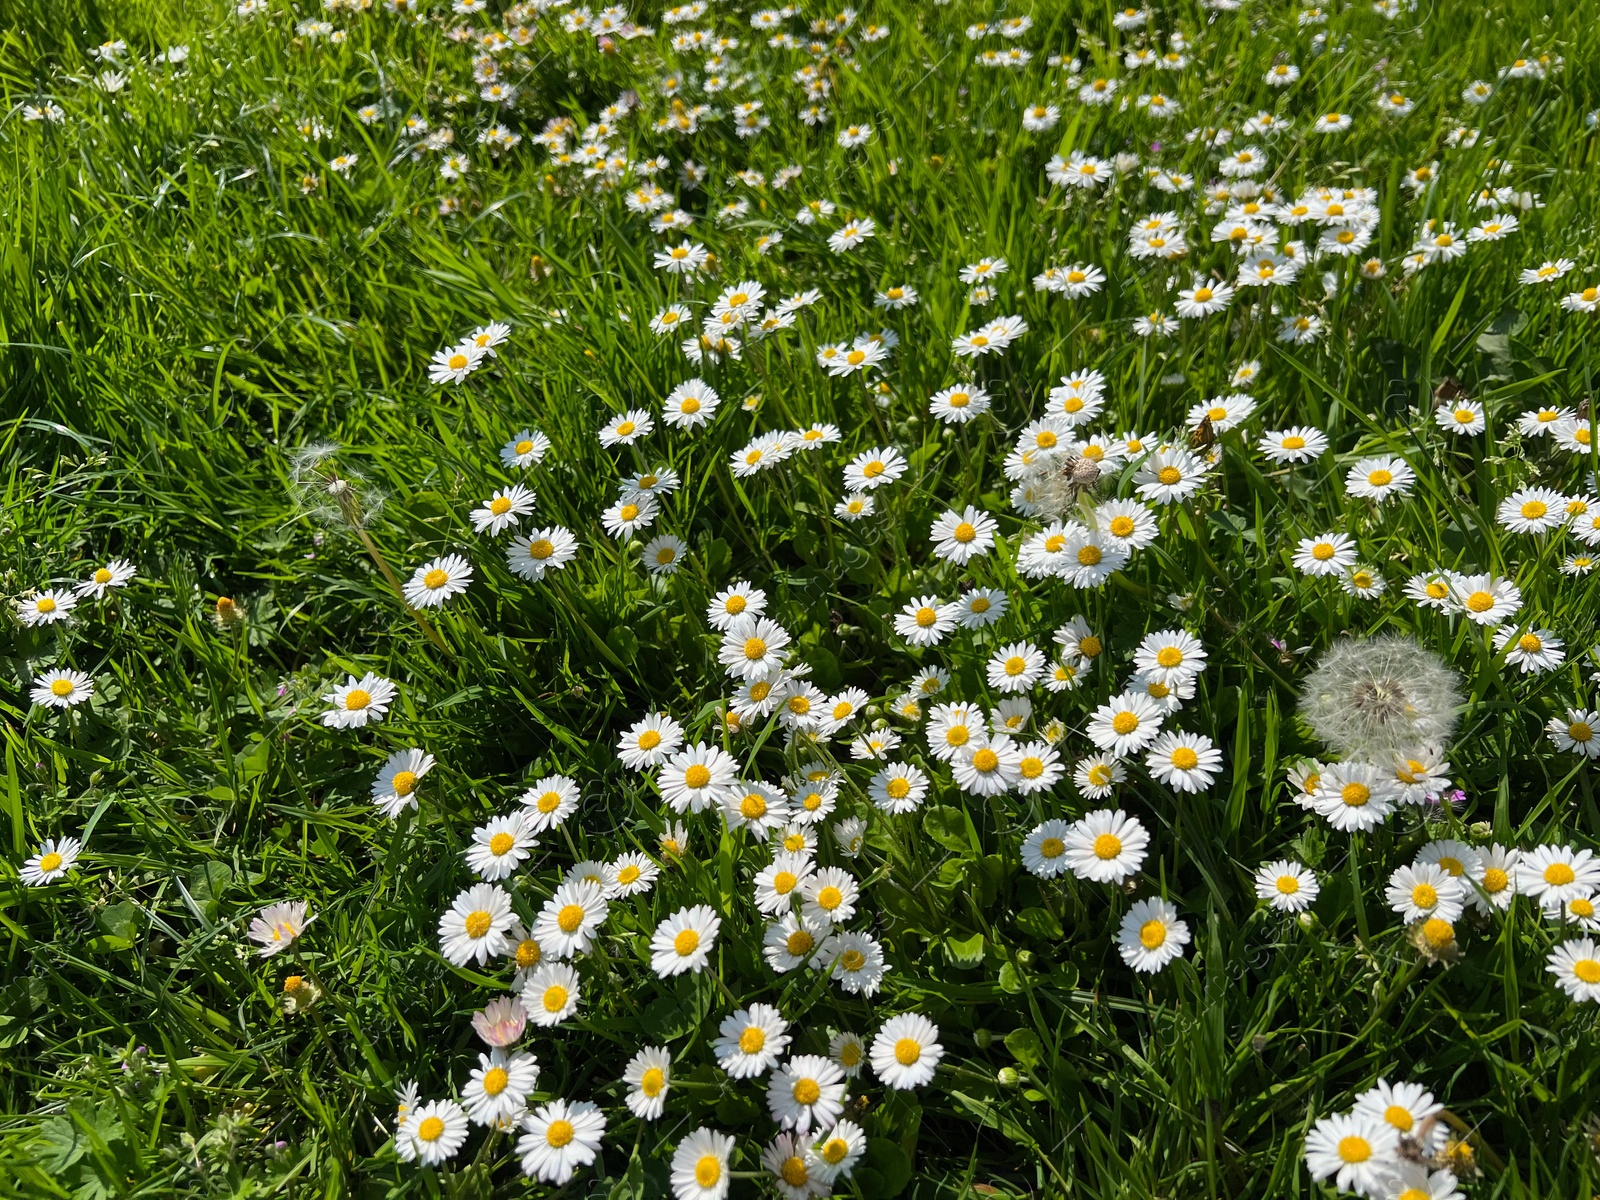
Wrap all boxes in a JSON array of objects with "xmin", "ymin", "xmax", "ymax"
[{"xmin": 472, "ymin": 996, "xmax": 526, "ymax": 1047}]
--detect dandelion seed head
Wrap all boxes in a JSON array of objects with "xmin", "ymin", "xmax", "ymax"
[{"xmin": 1298, "ymin": 635, "xmax": 1463, "ymax": 758}]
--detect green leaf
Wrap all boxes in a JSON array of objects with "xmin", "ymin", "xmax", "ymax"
[
  {"xmin": 1013, "ymin": 907, "xmax": 1061, "ymax": 939},
  {"xmin": 922, "ymin": 806, "xmax": 971, "ymax": 855},
  {"xmin": 945, "ymin": 931, "xmax": 985, "ymax": 966},
  {"xmin": 863, "ymin": 1138, "xmax": 913, "ymax": 1197},
  {"xmin": 1004, "ymin": 1028, "xmax": 1043, "ymax": 1068},
  {"xmin": 997, "ymin": 961, "xmax": 1024, "ymax": 994},
  {"xmin": 96, "ymin": 902, "xmax": 141, "ymax": 946}
]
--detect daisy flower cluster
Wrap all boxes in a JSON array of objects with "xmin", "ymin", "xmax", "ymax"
[{"xmin": 10, "ymin": 0, "xmax": 1600, "ymax": 1193}]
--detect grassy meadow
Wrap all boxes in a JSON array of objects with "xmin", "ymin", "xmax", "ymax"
[{"xmin": 3, "ymin": 0, "xmax": 1600, "ymax": 1195}]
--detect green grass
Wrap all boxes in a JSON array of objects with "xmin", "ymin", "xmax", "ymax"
[{"xmin": 3, "ymin": 0, "xmax": 1600, "ymax": 1195}]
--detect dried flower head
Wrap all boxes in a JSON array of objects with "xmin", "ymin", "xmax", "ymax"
[
  {"xmin": 288, "ymin": 442, "xmax": 386, "ymax": 530},
  {"xmin": 1299, "ymin": 635, "xmax": 1462, "ymax": 758}
]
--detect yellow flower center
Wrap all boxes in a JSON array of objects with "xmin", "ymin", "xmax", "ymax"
[
  {"xmin": 1157, "ymin": 466, "xmax": 1182, "ymax": 485},
  {"xmin": 1020, "ymin": 756, "xmax": 1044, "ymax": 779},
  {"xmin": 945, "ymin": 725, "xmax": 970, "ymax": 747},
  {"xmin": 515, "ymin": 439, "xmax": 534, "ymax": 455},
  {"xmin": 537, "ymin": 791, "xmax": 562, "ymax": 813},
  {"xmin": 1170, "ymin": 747, "xmax": 1199, "ymax": 770},
  {"xmin": 774, "ymin": 871, "xmax": 798, "ymax": 894},
  {"xmin": 1341, "ymin": 783, "xmax": 1370, "ymax": 806},
  {"xmin": 792, "ymin": 1078, "xmax": 822, "ymax": 1105},
  {"xmin": 616, "ymin": 420, "xmax": 636, "ymax": 436},
  {"xmin": 490, "ymin": 497, "xmax": 513, "ymax": 516},
  {"xmin": 1139, "ymin": 920, "xmax": 1167, "ymax": 949},
  {"xmin": 619, "ymin": 503, "xmax": 640, "ymax": 521},
  {"xmin": 489, "ymin": 832, "xmax": 515, "ymax": 856},
  {"xmin": 743, "ymin": 637, "xmax": 768, "ymax": 661},
  {"xmin": 1112, "ymin": 712, "xmax": 1139, "ymax": 735},
  {"xmin": 1465, "ymin": 590, "xmax": 1494, "ymax": 613},
  {"xmin": 684, "ymin": 764, "xmax": 712, "ymax": 789},
  {"xmin": 93, "ymin": 568, "xmax": 113, "ymax": 584},
  {"xmin": 952, "ymin": 521, "xmax": 978, "ymax": 544},
  {"xmin": 1093, "ymin": 833, "xmax": 1122, "ymax": 860},
  {"xmin": 1518, "ymin": 634, "xmax": 1542, "ymax": 653},
  {"xmin": 1039, "ymin": 837, "xmax": 1065, "ymax": 859},
  {"xmin": 885, "ymin": 777, "xmax": 912, "ymax": 801},
  {"xmin": 38, "ymin": 852, "xmax": 63, "ymax": 872},
  {"xmin": 894, "ymin": 1037, "xmax": 922, "ymax": 1066},
  {"xmin": 546, "ymin": 1118, "xmax": 575, "ymax": 1147},
  {"xmin": 448, "ymin": 354, "xmax": 469, "ymax": 371},
  {"xmin": 1575, "ymin": 959, "xmax": 1600, "ymax": 984},
  {"xmin": 1570, "ymin": 722, "xmax": 1594, "ymax": 742},
  {"xmin": 49, "ymin": 679, "xmax": 75, "ymax": 697},
  {"xmin": 1281, "ymin": 435, "xmax": 1306, "ymax": 450},
  {"xmin": 640, "ymin": 1067, "xmax": 666, "ymax": 1096},
  {"xmin": 423, "ymin": 568, "xmax": 450, "ymax": 590},
  {"xmin": 1571, "ymin": 898, "xmax": 1595, "ymax": 918},
  {"xmin": 516, "ymin": 938, "xmax": 542, "ymax": 968},
  {"xmin": 1367, "ymin": 469, "xmax": 1393, "ymax": 487},
  {"xmin": 740, "ymin": 1026, "xmax": 766, "ymax": 1054},
  {"xmin": 556, "ymin": 903, "xmax": 585, "ymax": 933},
  {"xmin": 1088, "ymin": 764, "xmax": 1112, "ymax": 786},
  {"xmin": 674, "ymin": 929, "xmax": 701, "ymax": 956},
  {"xmin": 786, "ymin": 930, "xmax": 814, "ymax": 955},
  {"xmin": 1195, "ymin": 289, "xmax": 1214, "ymax": 304},
  {"xmin": 1421, "ymin": 918, "xmax": 1455, "ymax": 948},
  {"xmin": 542, "ymin": 984, "xmax": 569, "ymax": 1013},
  {"xmin": 1412, "ymin": 883, "xmax": 1438, "ymax": 909},
  {"xmin": 781, "ymin": 1156, "xmax": 809, "ymax": 1186},
  {"xmin": 1078, "ymin": 544, "xmax": 1102, "ymax": 566},
  {"xmin": 816, "ymin": 886, "xmax": 843, "ymax": 910},
  {"xmin": 1044, "ymin": 534, "xmax": 1067, "ymax": 553},
  {"xmin": 465, "ymin": 910, "xmax": 493, "ymax": 939},
  {"xmin": 971, "ymin": 748, "xmax": 999, "ymax": 772},
  {"xmin": 417, "ymin": 1116, "xmax": 446, "ymax": 1141},
  {"xmin": 1004, "ymin": 655, "xmax": 1028, "ymax": 676},
  {"xmin": 1545, "ymin": 863, "xmax": 1576, "ymax": 886},
  {"xmin": 481, "ymin": 1066, "xmax": 509, "ymax": 1096},
  {"xmin": 862, "ymin": 460, "xmax": 886, "ymax": 478},
  {"xmin": 1337, "ymin": 1135, "xmax": 1371, "ymax": 1164}
]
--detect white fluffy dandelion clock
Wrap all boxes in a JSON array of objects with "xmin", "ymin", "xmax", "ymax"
[{"xmin": 1298, "ymin": 635, "xmax": 1463, "ymax": 758}]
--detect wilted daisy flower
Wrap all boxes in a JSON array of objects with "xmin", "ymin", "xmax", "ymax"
[
  {"xmin": 20, "ymin": 836, "xmax": 82, "ymax": 886},
  {"xmin": 1118, "ymin": 897, "xmax": 1189, "ymax": 972},
  {"xmin": 30, "ymin": 668, "xmax": 93, "ymax": 709},
  {"xmin": 1255, "ymin": 861, "xmax": 1319, "ymax": 912},
  {"xmin": 1299, "ymin": 636, "xmax": 1462, "ymax": 757},
  {"xmin": 320, "ymin": 673, "xmax": 396, "ymax": 729}
]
